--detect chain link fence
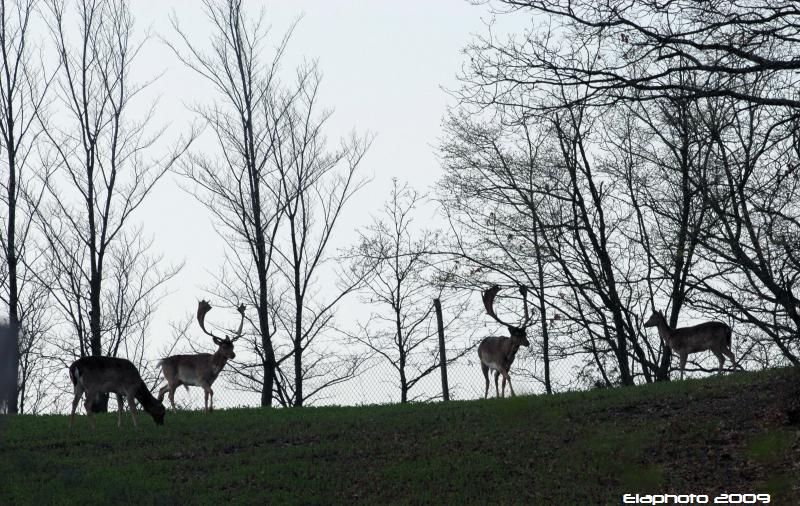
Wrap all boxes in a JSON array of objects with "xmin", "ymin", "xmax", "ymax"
[
  {"xmin": 153, "ymin": 344, "xmax": 594, "ymax": 411},
  {"xmin": 154, "ymin": 337, "xmax": 759, "ymax": 412},
  {"xmin": 17, "ymin": 324, "xmax": 760, "ymax": 415}
]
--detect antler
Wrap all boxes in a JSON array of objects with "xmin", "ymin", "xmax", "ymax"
[
  {"xmin": 197, "ymin": 300, "xmax": 247, "ymax": 344},
  {"xmin": 520, "ymin": 285, "xmax": 532, "ymax": 327},
  {"xmin": 231, "ymin": 303, "xmax": 246, "ymax": 342},
  {"xmin": 482, "ymin": 284, "xmax": 535, "ymax": 328},
  {"xmin": 483, "ymin": 285, "xmax": 515, "ymax": 327},
  {"xmin": 197, "ymin": 300, "xmax": 224, "ymax": 343}
]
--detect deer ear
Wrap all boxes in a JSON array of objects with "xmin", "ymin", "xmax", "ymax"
[{"xmin": 213, "ymin": 337, "xmax": 224, "ymax": 346}]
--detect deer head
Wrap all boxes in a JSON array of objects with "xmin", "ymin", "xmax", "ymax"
[
  {"xmin": 643, "ymin": 310, "xmax": 665, "ymax": 329},
  {"xmin": 482, "ymin": 284, "xmax": 533, "ymax": 347},
  {"xmin": 197, "ymin": 300, "xmax": 246, "ymax": 359}
]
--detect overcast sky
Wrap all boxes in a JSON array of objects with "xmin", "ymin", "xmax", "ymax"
[{"xmin": 115, "ymin": 0, "xmax": 525, "ymax": 352}]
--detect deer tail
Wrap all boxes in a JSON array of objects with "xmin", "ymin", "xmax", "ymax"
[{"xmin": 68, "ymin": 361, "xmax": 80, "ymax": 386}]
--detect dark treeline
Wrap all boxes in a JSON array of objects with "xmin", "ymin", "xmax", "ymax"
[
  {"xmin": 437, "ymin": 0, "xmax": 800, "ymax": 389},
  {"xmin": 3, "ymin": 0, "xmax": 800, "ymax": 413},
  {"xmin": 1, "ymin": 0, "xmax": 191, "ymax": 414}
]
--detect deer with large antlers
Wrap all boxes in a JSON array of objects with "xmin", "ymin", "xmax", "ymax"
[
  {"xmin": 158, "ymin": 301, "xmax": 245, "ymax": 412},
  {"xmin": 643, "ymin": 309, "xmax": 735, "ymax": 381},
  {"xmin": 478, "ymin": 285, "xmax": 533, "ymax": 398}
]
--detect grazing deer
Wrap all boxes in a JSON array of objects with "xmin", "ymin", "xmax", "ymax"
[
  {"xmin": 158, "ymin": 301, "xmax": 245, "ymax": 412},
  {"xmin": 69, "ymin": 356, "xmax": 165, "ymax": 429},
  {"xmin": 643, "ymin": 310, "xmax": 735, "ymax": 380},
  {"xmin": 478, "ymin": 285, "xmax": 533, "ymax": 398}
]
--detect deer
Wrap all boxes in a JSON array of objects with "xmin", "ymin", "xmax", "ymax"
[
  {"xmin": 158, "ymin": 300, "xmax": 245, "ymax": 412},
  {"xmin": 643, "ymin": 309, "xmax": 735, "ymax": 381},
  {"xmin": 478, "ymin": 284, "xmax": 533, "ymax": 398},
  {"xmin": 68, "ymin": 356, "xmax": 165, "ymax": 429}
]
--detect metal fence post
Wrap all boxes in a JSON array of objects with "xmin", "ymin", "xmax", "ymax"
[{"xmin": 433, "ymin": 298, "xmax": 449, "ymax": 401}]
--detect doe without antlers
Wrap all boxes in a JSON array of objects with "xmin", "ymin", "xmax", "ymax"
[
  {"xmin": 643, "ymin": 309, "xmax": 735, "ymax": 381},
  {"xmin": 69, "ymin": 356, "xmax": 165, "ymax": 429}
]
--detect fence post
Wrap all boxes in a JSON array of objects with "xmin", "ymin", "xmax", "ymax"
[{"xmin": 433, "ymin": 298, "xmax": 449, "ymax": 401}]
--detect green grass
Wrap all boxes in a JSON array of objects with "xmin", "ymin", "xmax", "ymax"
[
  {"xmin": 748, "ymin": 429, "xmax": 795, "ymax": 463},
  {"xmin": 2, "ymin": 368, "xmax": 799, "ymax": 505}
]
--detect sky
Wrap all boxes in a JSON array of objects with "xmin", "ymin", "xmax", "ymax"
[{"xmin": 126, "ymin": 1, "xmax": 518, "ymax": 356}]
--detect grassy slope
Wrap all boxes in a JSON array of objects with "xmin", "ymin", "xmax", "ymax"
[{"xmin": 2, "ymin": 368, "xmax": 799, "ymax": 505}]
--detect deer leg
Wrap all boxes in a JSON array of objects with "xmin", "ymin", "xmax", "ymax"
[
  {"xmin": 481, "ymin": 363, "xmax": 489, "ymax": 399},
  {"xmin": 209, "ymin": 388, "xmax": 215, "ymax": 412},
  {"xmin": 128, "ymin": 395, "xmax": 139, "ymax": 427},
  {"xmin": 117, "ymin": 395, "xmax": 124, "ymax": 428},
  {"xmin": 504, "ymin": 370, "xmax": 516, "ymax": 397},
  {"xmin": 70, "ymin": 384, "xmax": 84, "ymax": 428},
  {"xmin": 679, "ymin": 353, "xmax": 687, "ymax": 381},
  {"xmin": 501, "ymin": 374, "xmax": 507, "ymax": 397},
  {"xmin": 713, "ymin": 350, "xmax": 725, "ymax": 375},
  {"xmin": 83, "ymin": 392, "xmax": 96, "ymax": 430},
  {"xmin": 158, "ymin": 384, "xmax": 170, "ymax": 403},
  {"xmin": 159, "ymin": 380, "xmax": 179, "ymax": 410},
  {"xmin": 722, "ymin": 348, "xmax": 737, "ymax": 370},
  {"xmin": 168, "ymin": 383, "xmax": 178, "ymax": 411},
  {"xmin": 494, "ymin": 371, "xmax": 500, "ymax": 398},
  {"xmin": 203, "ymin": 388, "xmax": 210, "ymax": 413}
]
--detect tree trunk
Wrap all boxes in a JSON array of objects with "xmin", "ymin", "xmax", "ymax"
[
  {"xmin": 5, "ymin": 143, "xmax": 19, "ymax": 414},
  {"xmin": 258, "ymin": 301, "xmax": 274, "ymax": 407},
  {"xmin": 247, "ymin": 101, "xmax": 276, "ymax": 407},
  {"xmin": 400, "ymin": 365, "xmax": 408, "ymax": 404},
  {"xmin": 294, "ymin": 336, "xmax": 303, "ymax": 407},
  {"xmin": 89, "ymin": 278, "xmax": 108, "ymax": 412},
  {"xmin": 1, "ymin": 324, "xmax": 18, "ymax": 414},
  {"xmin": 254, "ymin": 221, "xmax": 274, "ymax": 407},
  {"xmin": 294, "ymin": 290, "xmax": 303, "ymax": 407},
  {"xmin": 396, "ymin": 306, "xmax": 408, "ymax": 403},
  {"xmin": 657, "ymin": 131, "xmax": 693, "ymax": 382},
  {"xmin": 614, "ymin": 329, "xmax": 633, "ymax": 385}
]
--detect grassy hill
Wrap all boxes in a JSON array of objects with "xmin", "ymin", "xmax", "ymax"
[{"xmin": 2, "ymin": 368, "xmax": 799, "ymax": 505}]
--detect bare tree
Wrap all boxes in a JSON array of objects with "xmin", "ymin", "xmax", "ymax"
[
  {"xmin": 103, "ymin": 232, "xmax": 181, "ymax": 365},
  {"xmin": 171, "ymin": 1, "xmax": 372, "ymax": 407},
  {"xmin": 348, "ymin": 181, "xmax": 471, "ymax": 403},
  {"xmin": 443, "ymin": 0, "xmax": 800, "ymax": 385},
  {"xmin": 537, "ymin": 104, "xmax": 651, "ymax": 385},
  {"xmin": 168, "ymin": 0, "xmax": 293, "ymax": 407},
  {"xmin": 0, "ymin": 0, "xmax": 54, "ymax": 413},
  {"xmin": 438, "ymin": 111, "xmax": 564, "ymax": 393},
  {"xmin": 38, "ymin": 0, "xmax": 190, "ymax": 411},
  {"xmin": 271, "ymin": 66, "xmax": 372, "ymax": 407},
  {"xmin": 441, "ymin": 78, "xmax": 670, "ymax": 386},
  {"xmin": 483, "ymin": 1, "xmax": 800, "ymax": 108},
  {"xmin": 689, "ymin": 86, "xmax": 800, "ymax": 365},
  {"xmin": 576, "ymin": 79, "xmax": 719, "ymax": 382},
  {"xmin": 498, "ymin": 0, "xmax": 800, "ymax": 364}
]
